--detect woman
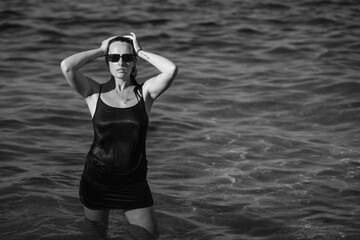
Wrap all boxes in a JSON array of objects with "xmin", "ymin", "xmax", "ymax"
[{"xmin": 60, "ymin": 32, "xmax": 178, "ymax": 238}]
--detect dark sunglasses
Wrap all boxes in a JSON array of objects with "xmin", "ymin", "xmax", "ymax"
[{"xmin": 107, "ymin": 54, "xmax": 136, "ymax": 63}]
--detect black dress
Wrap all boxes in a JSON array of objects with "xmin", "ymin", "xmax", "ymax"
[{"xmin": 79, "ymin": 81, "xmax": 153, "ymax": 210}]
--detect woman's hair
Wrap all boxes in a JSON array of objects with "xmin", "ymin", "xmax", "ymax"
[
  {"xmin": 105, "ymin": 36, "xmax": 137, "ymax": 56},
  {"xmin": 105, "ymin": 37, "xmax": 142, "ymax": 99}
]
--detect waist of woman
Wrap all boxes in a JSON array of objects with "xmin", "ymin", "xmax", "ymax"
[{"xmin": 86, "ymin": 151, "xmax": 148, "ymax": 177}]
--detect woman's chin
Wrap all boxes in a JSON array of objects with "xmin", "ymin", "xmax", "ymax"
[{"xmin": 114, "ymin": 72, "xmax": 129, "ymax": 79}]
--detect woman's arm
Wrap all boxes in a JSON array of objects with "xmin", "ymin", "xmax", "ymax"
[
  {"xmin": 138, "ymin": 50, "xmax": 178, "ymax": 99},
  {"xmin": 60, "ymin": 37, "xmax": 116, "ymax": 97},
  {"xmin": 60, "ymin": 49, "xmax": 103, "ymax": 97},
  {"xmin": 126, "ymin": 33, "xmax": 178, "ymax": 100}
]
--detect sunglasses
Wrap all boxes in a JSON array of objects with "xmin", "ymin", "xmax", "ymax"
[{"xmin": 107, "ymin": 54, "xmax": 136, "ymax": 63}]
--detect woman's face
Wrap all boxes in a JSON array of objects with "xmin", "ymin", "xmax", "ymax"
[{"xmin": 107, "ymin": 41, "xmax": 135, "ymax": 80}]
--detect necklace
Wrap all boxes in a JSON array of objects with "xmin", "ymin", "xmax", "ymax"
[{"xmin": 117, "ymin": 87, "xmax": 135, "ymax": 105}]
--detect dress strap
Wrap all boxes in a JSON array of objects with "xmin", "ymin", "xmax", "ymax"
[
  {"xmin": 138, "ymin": 84, "xmax": 149, "ymax": 116},
  {"xmin": 93, "ymin": 84, "xmax": 102, "ymax": 116},
  {"xmin": 98, "ymin": 84, "xmax": 102, "ymax": 100}
]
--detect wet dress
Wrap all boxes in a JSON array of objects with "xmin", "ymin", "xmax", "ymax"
[{"xmin": 79, "ymin": 80, "xmax": 153, "ymax": 210}]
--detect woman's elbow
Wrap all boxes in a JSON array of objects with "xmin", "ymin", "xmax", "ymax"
[
  {"xmin": 60, "ymin": 60, "xmax": 75, "ymax": 86},
  {"xmin": 60, "ymin": 60, "xmax": 69, "ymax": 74},
  {"xmin": 169, "ymin": 64, "xmax": 178, "ymax": 78}
]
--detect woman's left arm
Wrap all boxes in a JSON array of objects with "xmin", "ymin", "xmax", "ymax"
[
  {"xmin": 126, "ymin": 33, "xmax": 178, "ymax": 100},
  {"xmin": 138, "ymin": 50, "xmax": 178, "ymax": 99}
]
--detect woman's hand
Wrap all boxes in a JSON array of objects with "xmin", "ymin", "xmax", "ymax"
[
  {"xmin": 100, "ymin": 36, "xmax": 118, "ymax": 55},
  {"xmin": 124, "ymin": 32, "xmax": 142, "ymax": 55}
]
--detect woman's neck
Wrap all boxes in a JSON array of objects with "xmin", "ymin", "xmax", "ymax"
[{"xmin": 114, "ymin": 76, "xmax": 131, "ymax": 92}]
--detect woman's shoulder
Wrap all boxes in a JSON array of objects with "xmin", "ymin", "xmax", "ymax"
[
  {"xmin": 87, "ymin": 77, "xmax": 114, "ymax": 96},
  {"xmin": 79, "ymin": 77, "xmax": 101, "ymax": 98},
  {"xmin": 100, "ymin": 78, "xmax": 116, "ymax": 93}
]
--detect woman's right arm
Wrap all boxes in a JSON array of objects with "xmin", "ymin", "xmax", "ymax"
[
  {"xmin": 60, "ymin": 48, "xmax": 103, "ymax": 97},
  {"xmin": 60, "ymin": 37, "xmax": 115, "ymax": 97}
]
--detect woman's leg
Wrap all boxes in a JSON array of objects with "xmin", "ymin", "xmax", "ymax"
[
  {"xmin": 82, "ymin": 205, "xmax": 110, "ymax": 237},
  {"xmin": 83, "ymin": 205, "xmax": 110, "ymax": 223},
  {"xmin": 124, "ymin": 206, "xmax": 159, "ymax": 239}
]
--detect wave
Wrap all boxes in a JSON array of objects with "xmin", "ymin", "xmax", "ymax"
[{"xmin": 314, "ymin": 81, "xmax": 360, "ymax": 95}]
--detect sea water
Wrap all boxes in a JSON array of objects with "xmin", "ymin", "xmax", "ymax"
[{"xmin": 1, "ymin": 0, "xmax": 360, "ymax": 239}]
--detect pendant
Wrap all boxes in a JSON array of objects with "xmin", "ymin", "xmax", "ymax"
[{"xmin": 123, "ymin": 97, "xmax": 135, "ymax": 105}]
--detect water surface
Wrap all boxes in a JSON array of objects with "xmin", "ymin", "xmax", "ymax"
[{"xmin": 1, "ymin": 0, "xmax": 360, "ymax": 239}]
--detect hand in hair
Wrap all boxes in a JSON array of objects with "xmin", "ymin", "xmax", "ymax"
[
  {"xmin": 100, "ymin": 36, "xmax": 118, "ymax": 54},
  {"xmin": 123, "ymin": 32, "xmax": 142, "ymax": 54}
]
